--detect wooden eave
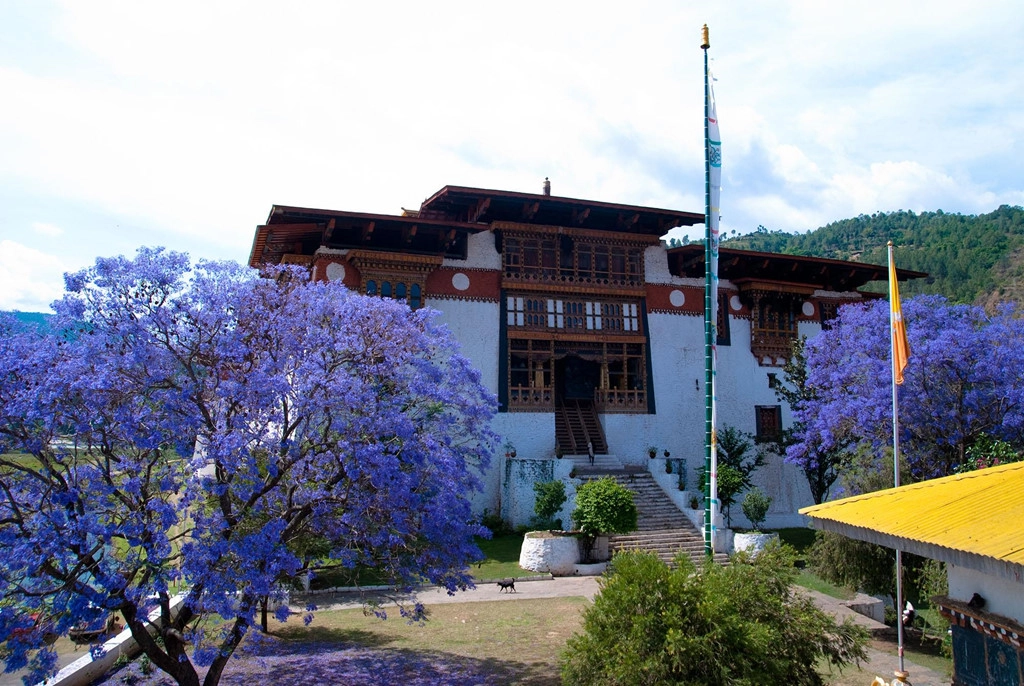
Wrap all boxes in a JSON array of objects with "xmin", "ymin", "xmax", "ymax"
[
  {"xmin": 493, "ymin": 221, "xmax": 663, "ymax": 247},
  {"xmin": 249, "ymin": 205, "xmax": 483, "ymax": 267},
  {"xmin": 419, "ymin": 185, "xmax": 704, "ymax": 236},
  {"xmin": 668, "ymin": 244, "xmax": 927, "ymax": 292},
  {"xmin": 731, "ymin": 278, "xmax": 818, "ymax": 297}
]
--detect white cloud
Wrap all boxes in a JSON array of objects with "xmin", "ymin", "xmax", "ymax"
[
  {"xmin": 733, "ymin": 195, "xmax": 830, "ymax": 235},
  {"xmin": 0, "ymin": 0, "xmax": 1020, "ymax": 297},
  {"xmin": 824, "ymin": 161, "xmax": 1002, "ymax": 216},
  {"xmin": 32, "ymin": 222, "xmax": 63, "ymax": 237},
  {"xmin": 0, "ymin": 242, "xmax": 67, "ymax": 312}
]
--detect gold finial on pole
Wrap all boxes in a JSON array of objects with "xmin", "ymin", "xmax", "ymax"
[{"xmin": 701, "ymin": 24, "xmax": 710, "ymax": 50}]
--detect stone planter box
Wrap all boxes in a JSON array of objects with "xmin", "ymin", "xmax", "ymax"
[
  {"xmin": 733, "ymin": 532, "xmax": 779, "ymax": 556},
  {"xmin": 573, "ymin": 562, "xmax": 608, "ymax": 576},
  {"xmin": 519, "ymin": 531, "xmax": 612, "ymax": 575},
  {"xmin": 519, "ymin": 531, "xmax": 580, "ymax": 576}
]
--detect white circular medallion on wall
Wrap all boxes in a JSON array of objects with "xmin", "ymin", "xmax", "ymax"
[
  {"xmin": 451, "ymin": 272, "xmax": 471, "ymax": 291},
  {"xmin": 669, "ymin": 289, "xmax": 685, "ymax": 307},
  {"xmin": 802, "ymin": 301, "xmax": 815, "ymax": 317},
  {"xmin": 325, "ymin": 262, "xmax": 345, "ymax": 282},
  {"xmin": 730, "ymin": 295, "xmax": 742, "ymax": 312}
]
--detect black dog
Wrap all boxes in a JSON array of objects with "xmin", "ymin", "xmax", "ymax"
[{"xmin": 496, "ymin": 577, "xmax": 516, "ymax": 593}]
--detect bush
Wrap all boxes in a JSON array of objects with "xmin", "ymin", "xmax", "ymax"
[
  {"xmin": 809, "ymin": 530, "xmax": 895, "ymax": 601},
  {"xmin": 572, "ymin": 478, "xmax": 637, "ymax": 537},
  {"xmin": 532, "ymin": 480, "xmax": 567, "ymax": 530},
  {"xmin": 560, "ymin": 545, "xmax": 867, "ymax": 685},
  {"xmin": 572, "ymin": 478, "xmax": 637, "ymax": 562},
  {"xmin": 741, "ymin": 487, "xmax": 772, "ymax": 531},
  {"xmin": 697, "ymin": 426, "xmax": 766, "ymax": 526},
  {"xmin": 480, "ymin": 509, "xmax": 512, "ymax": 537}
]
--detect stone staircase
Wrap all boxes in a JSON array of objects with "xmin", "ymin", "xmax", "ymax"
[
  {"xmin": 555, "ymin": 399, "xmax": 607, "ymax": 454},
  {"xmin": 564, "ymin": 452, "xmax": 624, "ymax": 474},
  {"xmin": 581, "ymin": 471, "xmax": 729, "ymax": 567}
]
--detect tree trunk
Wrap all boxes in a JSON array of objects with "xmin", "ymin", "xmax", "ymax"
[{"xmin": 122, "ymin": 605, "xmax": 201, "ymax": 686}]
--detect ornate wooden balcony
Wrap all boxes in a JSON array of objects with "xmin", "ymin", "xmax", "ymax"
[
  {"xmin": 594, "ymin": 388, "xmax": 647, "ymax": 413},
  {"xmin": 508, "ymin": 385, "xmax": 553, "ymax": 411},
  {"xmin": 750, "ymin": 331, "xmax": 796, "ymax": 367}
]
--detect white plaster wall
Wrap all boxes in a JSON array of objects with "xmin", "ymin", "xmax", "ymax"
[
  {"xmin": 426, "ymin": 298, "xmax": 502, "ymax": 516},
  {"xmin": 602, "ymin": 311, "xmax": 705, "ymax": 470},
  {"xmin": 492, "ymin": 413, "xmax": 557, "ymax": 526},
  {"xmin": 634, "ymin": 311, "xmax": 815, "ymax": 529},
  {"xmin": 492, "ymin": 412, "xmax": 555, "ymax": 459},
  {"xmin": 443, "ymin": 230, "xmax": 501, "ymax": 270},
  {"xmin": 644, "ymin": 245, "xmax": 705, "ymax": 287},
  {"xmin": 427, "ymin": 299, "xmax": 500, "ymax": 394},
  {"xmin": 498, "ymin": 455, "xmax": 578, "ymax": 529},
  {"xmin": 948, "ymin": 564, "xmax": 1024, "ymax": 625}
]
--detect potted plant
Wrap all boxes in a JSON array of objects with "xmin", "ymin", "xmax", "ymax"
[
  {"xmin": 555, "ymin": 445, "xmax": 564, "ymax": 459},
  {"xmin": 689, "ymin": 495, "xmax": 700, "ymax": 510},
  {"xmin": 663, "ymin": 449, "xmax": 670, "ymax": 458},
  {"xmin": 647, "ymin": 445, "xmax": 657, "ymax": 459},
  {"xmin": 733, "ymin": 488, "xmax": 777, "ymax": 556}
]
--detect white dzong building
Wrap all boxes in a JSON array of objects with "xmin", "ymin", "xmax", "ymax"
[{"xmin": 249, "ymin": 184, "xmax": 921, "ymax": 529}]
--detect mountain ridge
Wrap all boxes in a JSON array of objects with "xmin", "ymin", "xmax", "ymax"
[{"xmin": 719, "ymin": 204, "xmax": 1024, "ymax": 306}]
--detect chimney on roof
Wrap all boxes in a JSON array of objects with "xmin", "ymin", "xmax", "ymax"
[{"xmin": 543, "ymin": 177, "xmax": 551, "ymax": 196}]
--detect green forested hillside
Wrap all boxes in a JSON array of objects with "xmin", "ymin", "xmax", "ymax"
[{"xmin": 722, "ymin": 205, "xmax": 1024, "ymax": 305}]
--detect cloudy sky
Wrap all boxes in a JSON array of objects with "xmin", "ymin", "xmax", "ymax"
[{"xmin": 2, "ymin": 1, "xmax": 1022, "ymax": 312}]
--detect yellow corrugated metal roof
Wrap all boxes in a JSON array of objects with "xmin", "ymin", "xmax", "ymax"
[{"xmin": 800, "ymin": 460, "xmax": 1024, "ymax": 566}]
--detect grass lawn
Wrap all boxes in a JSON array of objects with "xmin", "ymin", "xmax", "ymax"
[
  {"xmin": 472, "ymin": 534, "xmax": 533, "ymax": 581},
  {"xmin": 274, "ymin": 598, "xmax": 587, "ymax": 684},
  {"xmin": 794, "ymin": 569, "xmax": 856, "ymax": 600},
  {"xmin": 775, "ymin": 527, "xmax": 857, "ymax": 600},
  {"xmin": 309, "ymin": 534, "xmax": 533, "ymax": 590}
]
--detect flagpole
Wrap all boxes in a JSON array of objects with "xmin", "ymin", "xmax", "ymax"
[
  {"xmin": 701, "ymin": 24, "xmax": 715, "ymax": 558},
  {"xmin": 888, "ymin": 241, "xmax": 909, "ymax": 683}
]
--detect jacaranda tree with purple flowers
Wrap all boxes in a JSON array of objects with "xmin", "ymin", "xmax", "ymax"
[
  {"xmin": 0, "ymin": 248, "xmax": 497, "ymax": 686},
  {"xmin": 787, "ymin": 295, "xmax": 1024, "ymax": 491}
]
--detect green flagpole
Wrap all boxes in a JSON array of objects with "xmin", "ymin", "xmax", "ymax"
[{"xmin": 701, "ymin": 24, "xmax": 714, "ymax": 557}]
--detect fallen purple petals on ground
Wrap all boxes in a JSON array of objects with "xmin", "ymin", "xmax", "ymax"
[{"xmin": 95, "ymin": 636, "xmax": 506, "ymax": 686}]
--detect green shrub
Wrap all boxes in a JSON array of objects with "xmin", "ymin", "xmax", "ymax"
[
  {"xmin": 809, "ymin": 530, "xmax": 895, "ymax": 601},
  {"xmin": 480, "ymin": 508, "xmax": 512, "ymax": 537},
  {"xmin": 741, "ymin": 487, "xmax": 772, "ymax": 532},
  {"xmin": 697, "ymin": 426, "xmax": 766, "ymax": 526},
  {"xmin": 532, "ymin": 480, "xmax": 567, "ymax": 530},
  {"xmin": 560, "ymin": 545, "xmax": 867, "ymax": 685},
  {"xmin": 572, "ymin": 478, "xmax": 637, "ymax": 562}
]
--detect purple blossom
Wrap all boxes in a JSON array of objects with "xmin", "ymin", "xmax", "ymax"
[
  {"xmin": 0, "ymin": 249, "xmax": 498, "ymax": 685},
  {"xmin": 788, "ymin": 295, "xmax": 1024, "ymax": 490}
]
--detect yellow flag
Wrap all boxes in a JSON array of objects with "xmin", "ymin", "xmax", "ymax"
[{"xmin": 889, "ymin": 251, "xmax": 910, "ymax": 385}]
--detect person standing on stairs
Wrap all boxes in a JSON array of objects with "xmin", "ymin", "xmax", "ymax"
[{"xmin": 587, "ymin": 441, "xmax": 595, "ymax": 465}]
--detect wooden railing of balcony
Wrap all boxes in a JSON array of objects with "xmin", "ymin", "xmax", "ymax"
[
  {"xmin": 594, "ymin": 388, "xmax": 647, "ymax": 413},
  {"xmin": 508, "ymin": 386, "xmax": 553, "ymax": 410}
]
